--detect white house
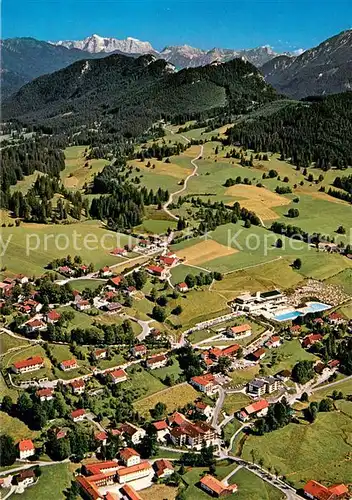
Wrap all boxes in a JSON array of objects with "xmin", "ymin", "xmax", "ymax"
[
  {"xmin": 145, "ymin": 354, "xmax": 168, "ymax": 369},
  {"xmin": 18, "ymin": 439, "xmax": 35, "ymax": 460},
  {"xmin": 120, "ymin": 448, "xmax": 141, "ymax": 467}
]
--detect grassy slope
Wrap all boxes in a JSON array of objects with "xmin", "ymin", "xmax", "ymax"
[{"xmin": 17, "ymin": 463, "xmax": 73, "ymax": 500}]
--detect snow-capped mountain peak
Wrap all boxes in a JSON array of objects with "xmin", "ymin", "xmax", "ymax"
[{"xmin": 51, "ymin": 34, "xmax": 156, "ymax": 54}]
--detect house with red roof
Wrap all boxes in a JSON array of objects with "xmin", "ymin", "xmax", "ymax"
[
  {"xmin": 111, "ymin": 247, "xmax": 127, "ymax": 257},
  {"xmin": 70, "ymin": 379, "xmax": 86, "ymax": 394},
  {"xmin": 251, "ymin": 347, "xmax": 266, "ymax": 361},
  {"xmin": 119, "ymin": 423, "xmax": 146, "ymax": 445},
  {"xmin": 328, "ymin": 312, "xmax": 346, "ymax": 326},
  {"xmin": 167, "ymin": 411, "xmax": 187, "ymax": 427},
  {"xmin": 131, "ymin": 344, "xmax": 147, "ymax": 358},
  {"xmin": 159, "ymin": 255, "xmax": 178, "ymax": 267},
  {"xmin": 221, "ymin": 344, "xmax": 241, "ymax": 358},
  {"xmin": 94, "ymin": 431, "xmax": 108, "ymax": 447},
  {"xmin": 153, "ymin": 459, "xmax": 174, "ymax": 478},
  {"xmin": 109, "ymin": 275, "xmax": 123, "ymax": 288},
  {"xmin": 146, "ymin": 265, "xmax": 167, "ymax": 279},
  {"xmin": 100, "ymin": 266, "xmax": 112, "ymax": 278},
  {"xmin": 60, "ymin": 359, "xmax": 78, "ymax": 371},
  {"xmin": 120, "ymin": 484, "xmax": 142, "ymax": 500},
  {"xmin": 120, "ymin": 448, "xmax": 140, "ymax": 467},
  {"xmin": 18, "ymin": 439, "xmax": 35, "ymax": 459},
  {"xmin": 195, "ymin": 401, "xmax": 213, "ymax": 419},
  {"xmin": 228, "ymin": 323, "xmax": 252, "ymax": 337},
  {"xmin": 237, "ymin": 399, "xmax": 269, "ymax": 422},
  {"xmin": 302, "ymin": 334, "xmax": 323, "ymax": 348},
  {"xmin": 46, "ymin": 310, "xmax": 61, "ymax": 323},
  {"xmin": 71, "ymin": 409, "xmax": 86, "ymax": 422},
  {"xmin": 93, "ymin": 348, "xmax": 107, "ymax": 360},
  {"xmin": 76, "ymin": 299, "xmax": 91, "ymax": 311},
  {"xmin": 190, "ymin": 373, "xmax": 218, "ymax": 395},
  {"xmin": 36, "ymin": 388, "xmax": 54, "ymax": 401},
  {"xmin": 265, "ymin": 335, "xmax": 281, "ymax": 349},
  {"xmin": 108, "ymin": 368, "xmax": 127, "ymax": 384},
  {"xmin": 24, "ymin": 318, "xmax": 46, "ymax": 333},
  {"xmin": 13, "ymin": 356, "xmax": 44, "ymax": 374},
  {"xmin": 200, "ymin": 475, "xmax": 238, "ymax": 497},
  {"xmin": 145, "ymin": 354, "xmax": 168, "ymax": 369},
  {"xmin": 303, "ymin": 480, "xmax": 349, "ymax": 500},
  {"xmin": 176, "ymin": 282, "xmax": 189, "ymax": 293},
  {"xmin": 152, "ymin": 420, "xmax": 169, "ymax": 442}
]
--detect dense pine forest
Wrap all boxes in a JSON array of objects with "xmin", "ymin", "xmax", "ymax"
[{"xmin": 224, "ymin": 92, "xmax": 352, "ymax": 168}]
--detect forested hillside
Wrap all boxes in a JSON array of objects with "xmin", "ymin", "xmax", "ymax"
[
  {"xmin": 224, "ymin": 93, "xmax": 352, "ymax": 168},
  {"xmin": 3, "ymin": 54, "xmax": 278, "ymax": 137}
]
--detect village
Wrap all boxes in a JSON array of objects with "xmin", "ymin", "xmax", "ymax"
[{"xmin": 0, "ymin": 234, "xmax": 351, "ymax": 500}]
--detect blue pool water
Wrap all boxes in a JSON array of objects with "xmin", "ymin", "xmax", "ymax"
[{"xmin": 274, "ymin": 302, "xmax": 331, "ymax": 322}]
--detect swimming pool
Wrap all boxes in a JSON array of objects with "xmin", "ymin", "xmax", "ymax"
[{"xmin": 274, "ymin": 302, "xmax": 331, "ymax": 322}]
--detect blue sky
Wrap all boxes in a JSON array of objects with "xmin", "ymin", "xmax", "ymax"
[{"xmin": 2, "ymin": 0, "xmax": 351, "ymax": 52}]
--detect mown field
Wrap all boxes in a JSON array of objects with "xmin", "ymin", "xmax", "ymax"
[
  {"xmin": 241, "ymin": 410, "xmax": 352, "ymax": 488},
  {"xmin": 17, "ymin": 463, "xmax": 73, "ymax": 500},
  {"xmin": 0, "ymin": 220, "xmax": 135, "ymax": 276},
  {"xmin": 261, "ymin": 339, "xmax": 319, "ymax": 376},
  {"xmin": 134, "ymin": 383, "xmax": 199, "ymax": 418}
]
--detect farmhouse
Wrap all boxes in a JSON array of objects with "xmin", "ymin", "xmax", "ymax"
[
  {"xmin": 200, "ymin": 475, "xmax": 238, "ymax": 497},
  {"xmin": 116, "ymin": 461, "xmax": 153, "ymax": 484},
  {"xmin": 119, "ymin": 423, "xmax": 146, "ymax": 445},
  {"xmin": 152, "ymin": 420, "xmax": 169, "ymax": 442},
  {"xmin": 191, "ymin": 373, "xmax": 218, "ymax": 395},
  {"xmin": 228, "ymin": 323, "xmax": 252, "ymax": 337},
  {"xmin": 251, "ymin": 347, "xmax": 266, "ymax": 361},
  {"xmin": 46, "ymin": 310, "xmax": 61, "ymax": 323},
  {"xmin": 237, "ymin": 399, "xmax": 269, "ymax": 421},
  {"xmin": 153, "ymin": 459, "xmax": 174, "ymax": 478},
  {"xmin": 13, "ymin": 356, "xmax": 44, "ymax": 374},
  {"xmin": 103, "ymin": 302, "xmax": 123, "ymax": 314},
  {"xmin": 100, "ymin": 266, "xmax": 113, "ymax": 277},
  {"xmin": 109, "ymin": 275, "xmax": 123, "ymax": 288},
  {"xmin": 302, "ymin": 334, "xmax": 323, "ymax": 348},
  {"xmin": 24, "ymin": 318, "xmax": 46, "ymax": 333},
  {"xmin": 15, "ymin": 469, "xmax": 36, "ymax": 488},
  {"xmin": 36, "ymin": 388, "xmax": 54, "ymax": 401},
  {"xmin": 120, "ymin": 448, "xmax": 140, "ymax": 467},
  {"xmin": 146, "ymin": 354, "xmax": 168, "ymax": 369},
  {"xmin": 176, "ymin": 282, "xmax": 189, "ymax": 292},
  {"xmin": 18, "ymin": 439, "xmax": 35, "ymax": 459},
  {"xmin": 131, "ymin": 344, "xmax": 147, "ymax": 357},
  {"xmin": 159, "ymin": 255, "xmax": 178, "ymax": 267},
  {"xmin": 265, "ymin": 335, "xmax": 281, "ymax": 349},
  {"xmin": 71, "ymin": 409, "xmax": 86, "ymax": 422},
  {"xmin": 70, "ymin": 379, "xmax": 86, "ymax": 394},
  {"xmin": 76, "ymin": 299, "xmax": 91, "ymax": 311},
  {"xmin": 146, "ymin": 265, "xmax": 167, "ymax": 279},
  {"xmin": 303, "ymin": 480, "xmax": 349, "ymax": 500},
  {"xmin": 108, "ymin": 368, "xmax": 128, "ymax": 384},
  {"xmin": 111, "ymin": 247, "xmax": 127, "ymax": 256},
  {"xmin": 60, "ymin": 359, "xmax": 78, "ymax": 371},
  {"xmin": 94, "ymin": 348, "xmax": 107, "ymax": 360}
]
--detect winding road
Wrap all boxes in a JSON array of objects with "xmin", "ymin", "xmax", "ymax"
[{"xmin": 162, "ymin": 132, "xmax": 203, "ymax": 220}]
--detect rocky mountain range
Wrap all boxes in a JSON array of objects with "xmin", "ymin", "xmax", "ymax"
[
  {"xmin": 261, "ymin": 29, "xmax": 352, "ymax": 98},
  {"xmin": 51, "ymin": 33, "xmax": 282, "ymax": 68}
]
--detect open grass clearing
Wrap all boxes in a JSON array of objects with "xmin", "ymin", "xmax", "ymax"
[
  {"xmin": 17, "ymin": 463, "xmax": 73, "ymax": 500},
  {"xmin": 141, "ymin": 484, "xmax": 177, "ymax": 500},
  {"xmin": 241, "ymin": 411, "xmax": 352, "ymax": 488},
  {"xmin": 176, "ymin": 239, "xmax": 239, "ymax": 266},
  {"xmin": 262, "ymin": 339, "xmax": 319, "ymax": 376},
  {"xmin": 222, "ymin": 393, "xmax": 252, "ymax": 416},
  {"xmin": 326, "ymin": 269, "xmax": 352, "ymax": 296},
  {"xmin": 61, "ymin": 145, "xmax": 108, "ymax": 190},
  {"xmin": 134, "ymin": 382, "xmax": 199, "ymax": 418},
  {"xmin": 70, "ymin": 279, "xmax": 106, "ymax": 292},
  {"xmin": 0, "ymin": 332, "xmax": 31, "ymax": 356},
  {"xmin": 126, "ymin": 365, "xmax": 166, "ymax": 400},
  {"xmin": 229, "ymin": 365, "xmax": 260, "ymax": 386},
  {"xmin": 228, "ymin": 468, "xmax": 285, "ymax": 500},
  {"xmin": 0, "ymin": 221, "xmax": 133, "ymax": 276},
  {"xmin": 9, "ymin": 171, "xmax": 43, "ymax": 195},
  {"xmin": 0, "ymin": 412, "xmax": 38, "ymax": 441}
]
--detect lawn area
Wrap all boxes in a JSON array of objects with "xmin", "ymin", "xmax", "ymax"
[
  {"xmin": 126, "ymin": 366, "xmax": 166, "ymax": 401},
  {"xmin": 134, "ymin": 383, "xmax": 199, "ymax": 418},
  {"xmin": 229, "ymin": 365, "xmax": 260, "ymax": 386},
  {"xmin": 261, "ymin": 339, "xmax": 319, "ymax": 376},
  {"xmin": 241, "ymin": 411, "xmax": 352, "ymax": 488},
  {"xmin": 17, "ymin": 463, "xmax": 73, "ymax": 500},
  {"xmin": 188, "ymin": 329, "xmax": 216, "ymax": 344},
  {"xmin": 70, "ymin": 279, "xmax": 106, "ymax": 292},
  {"xmin": 223, "ymin": 419, "xmax": 242, "ymax": 444},
  {"xmin": 135, "ymin": 218, "xmax": 177, "ymax": 234},
  {"xmin": 170, "ymin": 264, "xmax": 212, "ymax": 285},
  {"xmin": 141, "ymin": 484, "xmax": 177, "ymax": 500},
  {"xmin": 311, "ymin": 378, "xmax": 352, "ymax": 401},
  {"xmin": 151, "ymin": 356, "xmax": 183, "ymax": 382},
  {"xmin": 61, "ymin": 145, "xmax": 108, "ymax": 190},
  {"xmin": 182, "ymin": 460, "xmax": 240, "ymax": 500},
  {"xmin": 0, "ymin": 412, "xmax": 38, "ymax": 441},
  {"xmin": 222, "ymin": 393, "xmax": 252, "ymax": 416},
  {"xmin": 56, "ymin": 306, "xmax": 98, "ymax": 330},
  {"xmin": 0, "ymin": 220, "xmax": 133, "ymax": 276},
  {"xmin": 0, "ymin": 332, "xmax": 30, "ymax": 355},
  {"xmin": 50, "ymin": 344, "xmax": 91, "ymax": 380},
  {"xmin": 211, "ymin": 257, "xmax": 304, "ymax": 301},
  {"xmin": 228, "ymin": 468, "xmax": 285, "ymax": 500}
]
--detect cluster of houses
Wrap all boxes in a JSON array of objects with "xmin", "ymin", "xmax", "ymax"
[
  {"xmin": 146, "ymin": 251, "xmax": 180, "ymax": 280},
  {"xmin": 303, "ymin": 480, "xmax": 349, "ymax": 500}
]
